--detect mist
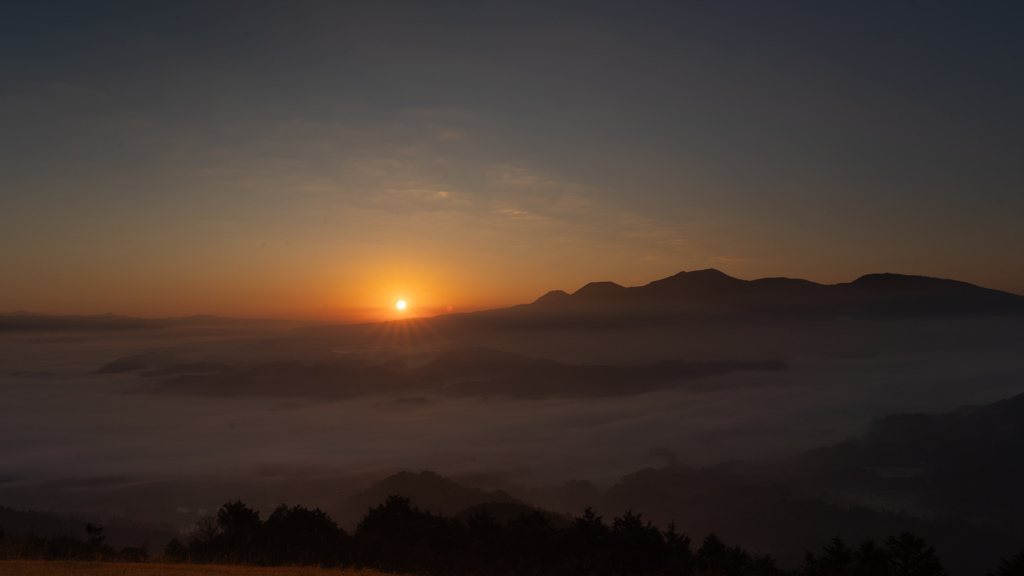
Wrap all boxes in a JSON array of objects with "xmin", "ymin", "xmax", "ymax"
[{"xmin": 2, "ymin": 277, "xmax": 1021, "ymax": 495}]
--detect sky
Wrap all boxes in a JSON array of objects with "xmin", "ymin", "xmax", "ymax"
[{"xmin": 2, "ymin": 1, "xmax": 1023, "ymax": 321}]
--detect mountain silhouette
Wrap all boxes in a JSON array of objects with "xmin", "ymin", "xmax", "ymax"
[
  {"xmin": 517, "ymin": 269, "xmax": 1024, "ymax": 317},
  {"xmin": 791, "ymin": 390, "xmax": 1024, "ymax": 527},
  {"xmin": 570, "ymin": 281, "xmax": 629, "ymax": 300},
  {"xmin": 532, "ymin": 290, "xmax": 570, "ymax": 305}
]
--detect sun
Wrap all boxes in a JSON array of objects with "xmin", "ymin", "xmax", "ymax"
[{"xmin": 396, "ymin": 300, "xmax": 406, "ymax": 310}]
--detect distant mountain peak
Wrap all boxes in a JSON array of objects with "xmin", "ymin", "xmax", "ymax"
[
  {"xmin": 571, "ymin": 281, "xmax": 627, "ymax": 298},
  {"xmin": 670, "ymin": 268, "xmax": 733, "ymax": 278},
  {"xmin": 533, "ymin": 290, "xmax": 570, "ymax": 305},
  {"xmin": 641, "ymin": 268, "xmax": 749, "ymax": 299},
  {"xmin": 654, "ymin": 268, "xmax": 744, "ymax": 283}
]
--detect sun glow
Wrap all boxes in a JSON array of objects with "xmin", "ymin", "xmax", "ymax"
[{"xmin": 396, "ymin": 300, "xmax": 406, "ymax": 310}]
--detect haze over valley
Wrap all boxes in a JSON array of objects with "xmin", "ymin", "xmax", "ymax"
[{"xmin": 3, "ymin": 269, "xmax": 1023, "ymax": 572}]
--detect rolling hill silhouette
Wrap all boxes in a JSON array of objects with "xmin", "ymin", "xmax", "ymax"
[
  {"xmin": 790, "ymin": 390, "xmax": 1024, "ymax": 526},
  {"xmin": 335, "ymin": 471, "xmax": 524, "ymax": 527},
  {"xmin": 524, "ymin": 269, "xmax": 1024, "ymax": 317}
]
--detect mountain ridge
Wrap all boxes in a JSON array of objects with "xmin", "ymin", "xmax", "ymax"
[
  {"xmin": 5, "ymin": 270, "xmax": 1022, "ymax": 330},
  {"xmin": 516, "ymin": 268, "xmax": 1024, "ymax": 318}
]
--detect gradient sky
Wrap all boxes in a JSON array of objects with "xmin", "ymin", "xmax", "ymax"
[{"xmin": 2, "ymin": 1, "xmax": 1023, "ymax": 321}]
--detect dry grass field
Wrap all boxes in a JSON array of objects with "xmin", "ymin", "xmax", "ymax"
[{"xmin": 0, "ymin": 561, "xmax": 402, "ymax": 576}]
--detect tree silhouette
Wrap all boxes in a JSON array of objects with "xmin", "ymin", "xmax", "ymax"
[
  {"xmin": 564, "ymin": 507, "xmax": 611, "ymax": 576},
  {"xmin": 803, "ymin": 537, "xmax": 854, "ymax": 575},
  {"xmin": 83, "ymin": 523, "xmax": 115, "ymax": 559},
  {"xmin": 465, "ymin": 509, "xmax": 502, "ymax": 573},
  {"xmin": 852, "ymin": 539, "xmax": 891, "ymax": 576},
  {"xmin": 163, "ymin": 538, "xmax": 187, "ymax": 561},
  {"xmin": 184, "ymin": 513, "xmax": 221, "ymax": 561},
  {"xmin": 696, "ymin": 533, "xmax": 749, "ymax": 576},
  {"xmin": 84, "ymin": 524, "xmax": 104, "ymax": 547},
  {"xmin": 884, "ymin": 532, "xmax": 947, "ymax": 576},
  {"xmin": 264, "ymin": 504, "xmax": 348, "ymax": 565},
  {"xmin": 504, "ymin": 510, "xmax": 559, "ymax": 574},
  {"xmin": 663, "ymin": 522, "xmax": 694, "ymax": 575},
  {"xmin": 991, "ymin": 551, "xmax": 1024, "ymax": 576},
  {"xmin": 746, "ymin": 553, "xmax": 782, "ymax": 576},
  {"xmin": 609, "ymin": 510, "xmax": 665, "ymax": 574},
  {"xmin": 354, "ymin": 494, "xmax": 463, "ymax": 575},
  {"xmin": 215, "ymin": 500, "xmax": 264, "ymax": 563}
]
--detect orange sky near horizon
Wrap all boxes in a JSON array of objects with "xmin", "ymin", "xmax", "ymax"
[
  {"xmin": 4, "ymin": 154, "xmax": 1021, "ymax": 323},
  {"xmin": 4, "ymin": 246, "xmax": 1023, "ymax": 323}
]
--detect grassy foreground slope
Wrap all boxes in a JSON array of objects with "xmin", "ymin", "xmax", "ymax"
[{"xmin": 0, "ymin": 561, "xmax": 398, "ymax": 576}]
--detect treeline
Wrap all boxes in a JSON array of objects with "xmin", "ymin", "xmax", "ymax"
[
  {"xmin": 0, "ymin": 523, "xmax": 149, "ymax": 562},
  {"xmin": 4, "ymin": 496, "xmax": 1022, "ymax": 575},
  {"xmin": 161, "ymin": 496, "xmax": 1021, "ymax": 575}
]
